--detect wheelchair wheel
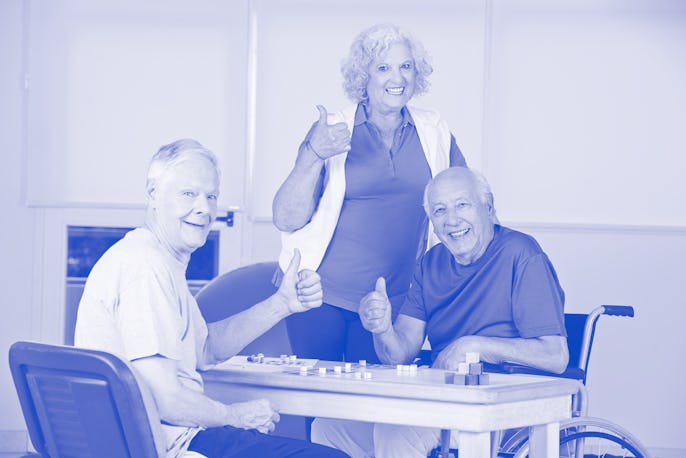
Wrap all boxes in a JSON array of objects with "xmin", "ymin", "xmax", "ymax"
[{"xmin": 500, "ymin": 417, "xmax": 651, "ymax": 458}]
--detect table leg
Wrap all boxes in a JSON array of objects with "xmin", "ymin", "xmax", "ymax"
[
  {"xmin": 529, "ymin": 422, "xmax": 560, "ymax": 458},
  {"xmin": 457, "ymin": 431, "xmax": 490, "ymax": 458},
  {"xmin": 437, "ymin": 429, "xmax": 451, "ymax": 458}
]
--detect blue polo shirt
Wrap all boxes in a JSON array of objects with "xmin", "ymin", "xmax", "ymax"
[
  {"xmin": 400, "ymin": 225, "xmax": 566, "ymax": 362},
  {"xmin": 317, "ymin": 103, "xmax": 465, "ymax": 312}
]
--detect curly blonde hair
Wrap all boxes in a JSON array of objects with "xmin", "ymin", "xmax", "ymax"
[{"xmin": 341, "ymin": 24, "xmax": 433, "ymax": 102}]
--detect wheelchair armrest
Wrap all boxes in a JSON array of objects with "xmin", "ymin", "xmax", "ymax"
[
  {"xmin": 484, "ymin": 362, "xmax": 585, "ymax": 381},
  {"xmin": 416, "ymin": 352, "xmax": 585, "ymax": 382}
]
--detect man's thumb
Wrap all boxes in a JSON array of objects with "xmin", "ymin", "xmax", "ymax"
[
  {"xmin": 375, "ymin": 277, "xmax": 387, "ymax": 296},
  {"xmin": 285, "ymin": 249, "xmax": 301, "ymax": 278},
  {"xmin": 316, "ymin": 105, "xmax": 329, "ymax": 125}
]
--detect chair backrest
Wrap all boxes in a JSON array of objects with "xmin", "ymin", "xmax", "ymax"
[
  {"xmin": 9, "ymin": 341, "xmax": 162, "ymax": 458},
  {"xmin": 194, "ymin": 262, "xmax": 290, "ymax": 356}
]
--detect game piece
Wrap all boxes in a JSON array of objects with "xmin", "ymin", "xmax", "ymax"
[
  {"xmin": 359, "ymin": 359, "xmax": 367, "ymax": 367},
  {"xmin": 465, "ymin": 352, "xmax": 480, "ymax": 364},
  {"xmin": 299, "ymin": 366, "xmax": 308, "ymax": 376},
  {"xmin": 363, "ymin": 371, "xmax": 372, "ymax": 380},
  {"xmin": 468, "ymin": 362, "xmax": 483, "ymax": 375},
  {"xmin": 464, "ymin": 374, "xmax": 479, "ymax": 385},
  {"xmin": 344, "ymin": 362, "xmax": 352, "ymax": 373},
  {"xmin": 409, "ymin": 364, "xmax": 418, "ymax": 373},
  {"xmin": 318, "ymin": 367, "xmax": 327, "ymax": 376},
  {"xmin": 289, "ymin": 354, "xmax": 297, "ymax": 363},
  {"xmin": 247, "ymin": 353, "xmax": 265, "ymax": 363},
  {"xmin": 334, "ymin": 366, "xmax": 342, "ymax": 375},
  {"xmin": 451, "ymin": 355, "xmax": 490, "ymax": 386}
]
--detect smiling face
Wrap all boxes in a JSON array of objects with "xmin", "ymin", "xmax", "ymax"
[
  {"xmin": 365, "ymin": 41, "xmax": 417, "ymax": 115},
  {"xmin": 426, "ymin": 170, "xmax": 495, "ymax": 265},
  {"xmin": 148, "ymin": 155, "xmax": 219, "ymax": 261}
]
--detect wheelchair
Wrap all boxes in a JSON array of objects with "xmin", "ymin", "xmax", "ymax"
[{"xmin": 429, "ymin": 305, "xmax": 652, "ymax": 458}]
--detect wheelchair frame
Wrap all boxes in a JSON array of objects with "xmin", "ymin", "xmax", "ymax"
[{"xmin": 432, "ymin": 305, "xmax": 652, "ymax": 458}]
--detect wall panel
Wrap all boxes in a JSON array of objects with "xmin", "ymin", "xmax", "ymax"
[
  {"xmin": 26, "ymin": 0, "xmax": 249, "ymax": 208},
  {"xmin": 486, "ymin": 0, "xmax": 686, "ymax": 226}
]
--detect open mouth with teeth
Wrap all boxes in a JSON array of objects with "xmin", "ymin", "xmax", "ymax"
[
  {"xmin": 386, "ymin": 87, "xmax": 404, "ymax": 95},
  {"xmin": 448, "ymin": 228, "xmax": 470, "ymax": 239}
]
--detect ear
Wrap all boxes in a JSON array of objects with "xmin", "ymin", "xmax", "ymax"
[
  {"xmin": 485, "ymin": 192, "xmax": 498, "ymax": 223},
  {"xmin": 485, "ymin": 193, "xmax": 494, "ymax": 214},
  {"xmin": 146, "ymin": 180, "xmax": 157, "ymax": 209}
]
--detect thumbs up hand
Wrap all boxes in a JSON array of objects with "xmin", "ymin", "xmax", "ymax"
[
  {"xmin": 306, "ymin": 105, "xmax": 351, "ymax": 160},
  {"xmin": 359, "ymin": 277, "xmax": 392, "ymax": 334},
  {"xmin": 277, "ymin": 249, "xmax": 323, "ymax": 314}
]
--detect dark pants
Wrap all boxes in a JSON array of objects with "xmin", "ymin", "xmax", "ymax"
[
  {"xmin": 188, "ymin": 425, "xmax": 349, "ymax": 458},
  {"xmin": 285, "ymin": 303, "xmax": 381, "ymax": 364}
]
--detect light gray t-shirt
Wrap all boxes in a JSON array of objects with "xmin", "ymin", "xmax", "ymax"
[{"xmin": 75, "ymin": 227, "xmax": 209, "ymax": 458}]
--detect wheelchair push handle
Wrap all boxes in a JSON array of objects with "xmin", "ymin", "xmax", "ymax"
[{"xmin": 601, "ymin": 305, "xmax": 634, "ymax": 317}]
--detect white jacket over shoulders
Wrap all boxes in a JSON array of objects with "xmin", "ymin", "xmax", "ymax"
[{"xmin": 278, "ymin": 104, "xmax": 452, "ymax": 273}]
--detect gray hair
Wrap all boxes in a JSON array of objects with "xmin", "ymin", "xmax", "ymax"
[
  {"xmin": 341, "ymin": 24, "xmax": 433, "ymax": 102},
  {"xmin": 146, "ymin": 138, "xmax": 219, "ymax": 192},
  {"xmin": 423, "ymin": 167, "xmax": 498, "ymax": 222}
]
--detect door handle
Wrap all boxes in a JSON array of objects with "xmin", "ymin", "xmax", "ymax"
[{"xmin": 215, "ymin": 211, "xmax": 234, "ymax": 227}]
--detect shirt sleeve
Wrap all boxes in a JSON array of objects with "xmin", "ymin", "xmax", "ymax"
[
  {"xmin": 512, "ymin": 253, "xmax": 567, "ymax": 338},
  {"xmin": 399, "ymin": 260, "xmax": 428, "ymax": 322},
  {"xmin": 449, "ymin": 134, "xmax": 467, "ymax": 167},
  {"xmin": 117, "ymin": 262, "xmax": 185, "ymax": 362}
]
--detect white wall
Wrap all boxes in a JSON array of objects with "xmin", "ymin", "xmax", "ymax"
[
  {"xmin": 0, "ymin": 0, "xmax": 37, "ymax": 449},
  {"xmin": 1, "ymin": 0, "xmax": 684, "ymax": 452},
  {"xmin": 486, "ymin": 0, "xmax": 686, "ymax": 227}
]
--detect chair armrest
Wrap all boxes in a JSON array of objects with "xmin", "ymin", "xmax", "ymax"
[{"xmin": 484, "ymin": 362, "xmax": 585, "ymax": 381}]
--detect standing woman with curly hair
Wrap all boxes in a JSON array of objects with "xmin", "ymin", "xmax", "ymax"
[{"xmin": 273, "ymin": 23, "xmax": 466, "ymax": 364}]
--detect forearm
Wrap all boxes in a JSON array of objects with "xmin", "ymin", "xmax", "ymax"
[
  {"xmin": 157, "ymin": 384, "xmax": 233, "ymax": 428},
  {"xmin": 132, "ymin": 356, "xmax": 235, "ymax": 428},
  {"xmin": 456, "ymin": 335, "xmax": 568, "ymax": 373},
  {"xmin": 373, "ymin": 328, "xmax": 422, "ymax": 366},
  {"xmin": 204, "ymin": 296, "xmax": 290, "ymax": 364},
  {"xmin": 272, "ymin": 143, "xmax": 324, "ymax": 232}
]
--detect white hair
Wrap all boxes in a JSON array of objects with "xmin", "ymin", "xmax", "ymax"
[
  {"xmin": 423, "ymin": 166, "xmax": 498, "ymax": 223},
  {"xmin": 146, "ymin": 138, "xmax": 219, "ymax": 193}
]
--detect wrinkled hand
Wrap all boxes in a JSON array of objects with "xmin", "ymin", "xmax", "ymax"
[
  {"xmin": 307, "ymin": 105, "xmax": 351, "ymax": 160},
  {"xmin": 226, "ymin": 399, "xmax": 280, "ymax": 434},
  {"xmin": 432, "ymin": 337, "xmax": 479, "ymax": 370},
  {"xmin": 278, "ymin": 249, "xmax": 323, "ymax": 314},
  {"xmin": 359, "ymin": 277, "xmax": 392, "ymax": 334}
]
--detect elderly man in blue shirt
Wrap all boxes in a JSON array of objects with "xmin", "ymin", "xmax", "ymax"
[{"xmin": 312, "ymin": 166, "xmax": 569, "ymax": 458}]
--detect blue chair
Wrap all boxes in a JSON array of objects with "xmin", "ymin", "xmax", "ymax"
[
  {"xmin": 8, "ymin": 341, "xmax": 166, "ymax": 458},
  {"xmin": 195, "ymin": 261, "xmax": 310, "ymax": 441},
  {"xmin": 194, "ymin": 261, "xmax": 290, "ymax": 356}
]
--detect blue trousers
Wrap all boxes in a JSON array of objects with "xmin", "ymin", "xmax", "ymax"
[
  {"xmin": 285, "ymin": 303, "xmax": 381, "ymax": 364},
  {"xmin": 187, "ymin": 425, "xmax": 349, "ymax": 457}
]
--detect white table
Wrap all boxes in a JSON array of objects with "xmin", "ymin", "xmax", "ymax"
[{"xmin": 202, "ymin": 358, "xmax": 579, "ymax": 457}]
